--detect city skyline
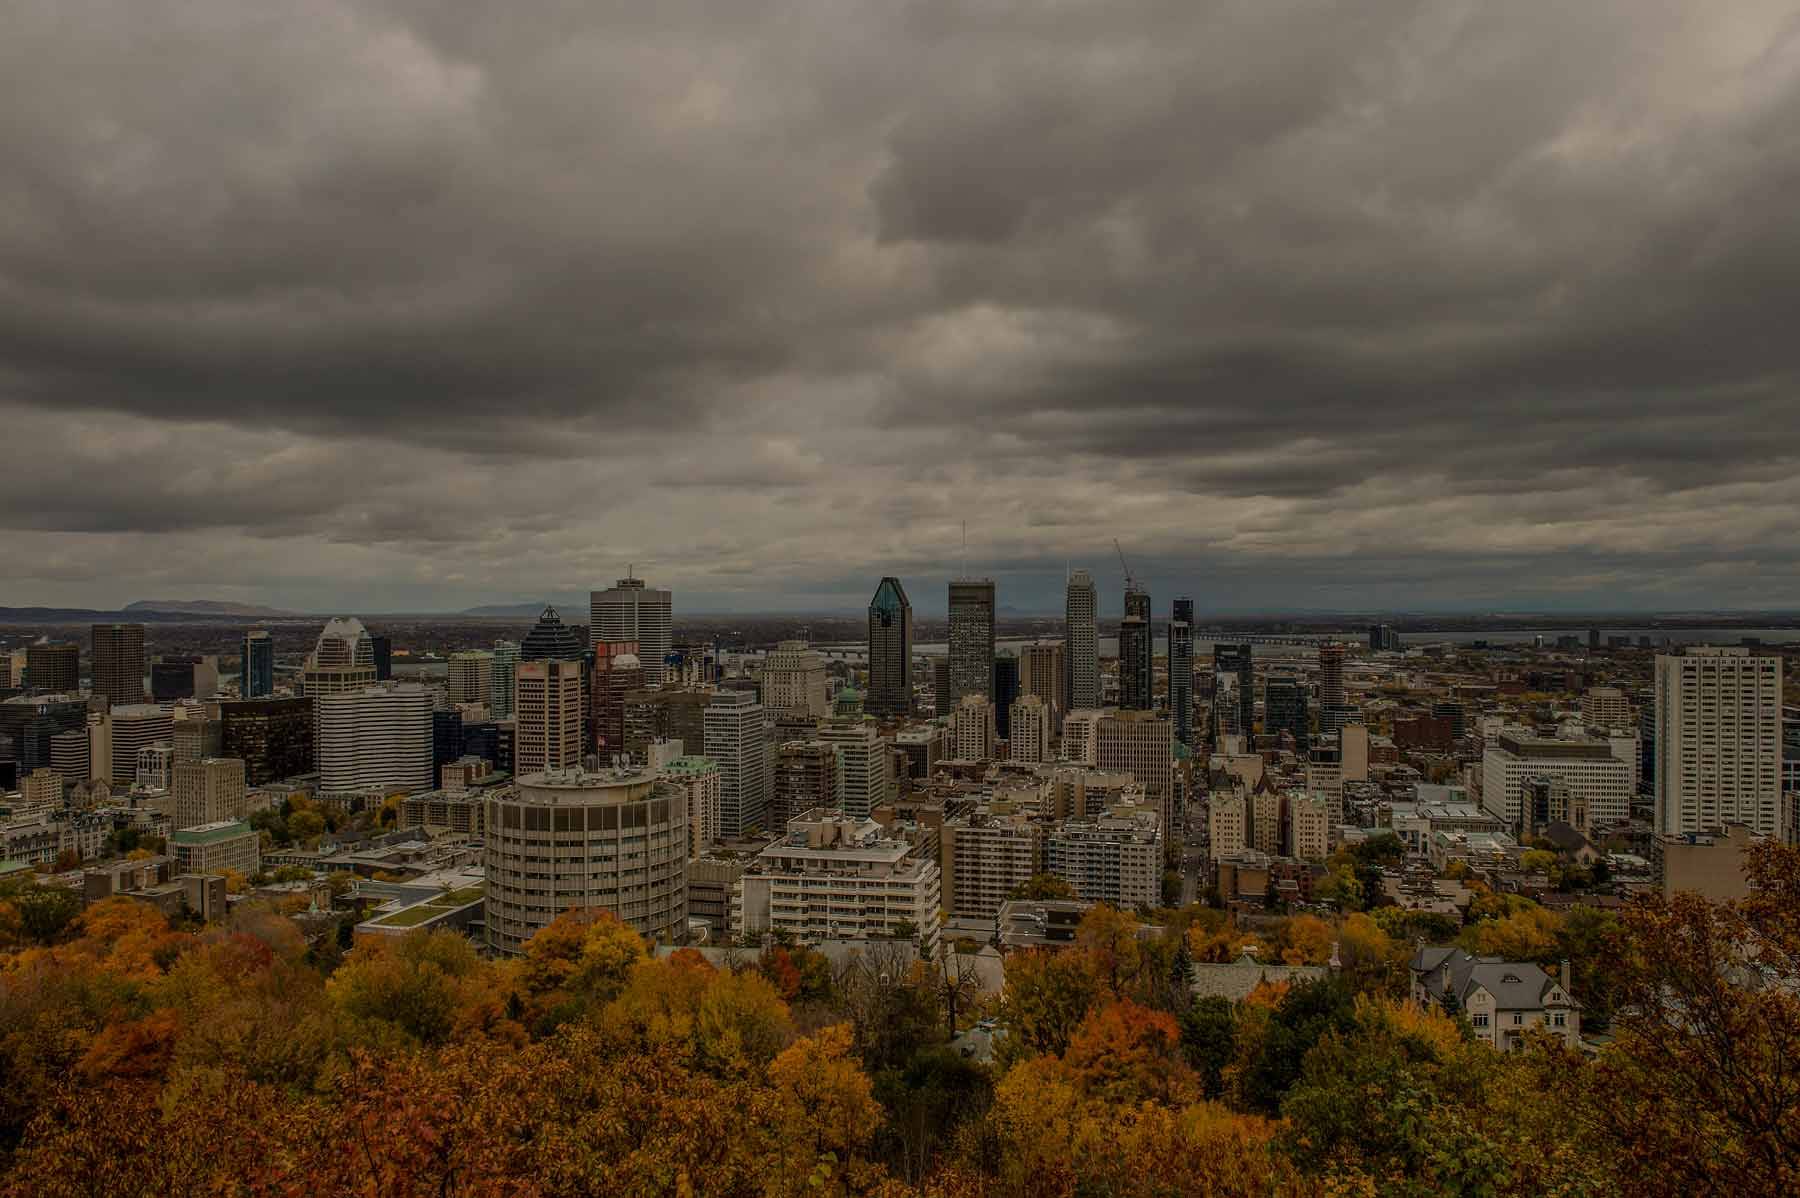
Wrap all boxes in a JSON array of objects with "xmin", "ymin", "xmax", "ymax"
[{"xmin": 8, "ymin": 4, "xmax": 1800, "ymax": 614}]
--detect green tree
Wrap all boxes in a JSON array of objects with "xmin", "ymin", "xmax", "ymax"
[
  {"xmin": 1008, "ymin": 873, "xmax": 1076, "ymax": 902},
  {"xmin": 1178, "ymin": 995, "xmax": 1236, "ymax": 1098}
]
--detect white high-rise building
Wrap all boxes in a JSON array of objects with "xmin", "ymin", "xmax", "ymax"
[
  {"xmin": 761, "ymin": 641, "xmax": 829, "ymax": 719},
  {"xmin": 317, "ymin": 684, "xmax": 433, "ymax": 794},
  {"xmin": 1289, "ymin": 794, "xmax": 1331, "ymax": 862},
  {"xmin": 1009, "ymin": 694, "xmax": 1053, "ymax": 763},
  {"xmin": 815, "ymin": 717, "xmax": 889, "ymax": 819},
  {"xmin": 1655, "ymin": 648, "xmax": 1783, "ymax": 838},
  {"xmin": 171, "ymin": 758, "xmax": 250, "ymax": 831},
  {"xmin": 107, "ymin": 704, "xmax": 172, "ymax": 785},
  {"xmin": 952, "ymin": 694, "xmax": 996, "ymax": 761},
  {"xmin": 1581, "ymin": 686, "xmax": 1634, "ymax": 730},
  {"xmin": 592, "ymin": 576, "xmax": 673, "ymax": 686},
  {"xmin": 446, "ymin": 651, "xmax": 494, "ymax": 707},
  {"xmin": 1480, "ymin": 732, "xmax": 1634, "ymax": 834},
  {"xmin": 704, "ymin": 691, "xmax": 769, "ymax": 837},
  {"xmin": 1064, "ymin": 569, "xmax": 1100, "ymax": 710}
]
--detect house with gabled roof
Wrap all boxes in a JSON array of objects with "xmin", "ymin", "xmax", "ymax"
[{"xmin": 1409, "ymin": 946, "xmax": 1580, "ymax": 1050}]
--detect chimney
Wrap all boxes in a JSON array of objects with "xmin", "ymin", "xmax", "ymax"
[{"xmin": 1559, "ymin": 958, "xmax": 1571, "ymax": 992}]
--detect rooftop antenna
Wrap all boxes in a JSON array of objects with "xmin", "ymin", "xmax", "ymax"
[{"xmin": 961, "ymin": 520, "xmax": 967, "ymax": 580}]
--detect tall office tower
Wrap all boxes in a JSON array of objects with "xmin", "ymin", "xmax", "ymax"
[
  {"xmin": 172, "ymin": 716, "xmax": 222, "ymax": 765},
  {"xmin": 151, "ymin": 656, "xmax": 209, "ymax": 702},
  {"xmin": 1019, "ymin": 641, "xmax": 1065, "ymax": 718},
  {"xmin": 866, "ymin": 577, "xmax": 914, "ymax": 717},
  {"xmin": 591, "ymin": 642, "xmax": 644, "ymax": 755},
  {"xmin": 818, "ymin": 717, "xmax": 889, "ymax": 819},
  {"xmin": 1318, "ymin": 642, "xmax": 1347, "ymax": 711},
  {"xmin": 484, "ymin": 767, "xmax": 688, "ymax": 954},
  {"xmin": 311, "ymin": 617, "xmax": 375, "ymax": 669},
  {"xmin": 1009, "ymin": 694, "xmax": 1053, "ymax": 763},
  {"xmin": 434, "ymin": 709, "xmax": 465, "ymax": 773},
  {"xmin": 218, "ymin": 697, "xmax": 313, "ymax": 784},
  {"xmin": 1118, "ymin": 587, "xmax": 1153, "ymax": 711},
  {"xmin": 369, "ymin": 635, "xmax": 393, "ymax": 681},
  {"xmin": 24, "ymin": 641, "xmax": 80, "ymax": 694},
  {"xmin": 1655, "ymin": 648, "xmax": 1783, "ymax": 838},
  {"xmin": 513, "ymin": 660, "xmax": 585, "ymax": 776},
  {"xmin": 932, "ymin": 658, "xmax": 952, "ymax": 717},
  {"xmin": 91, "ymin": 624, "xmax": 146, "ymax": 707},
  {"xmin": 490, "ymin": 640, "xmax": 521, "ymax": 719},
  {"xmin": 108, "ymin": 704, "xmax": 172, "ymax": 785},
  {"xmin": 705, "ymin": 691, "xmax": 769, "ymax": 838},
  {"xmin": 1263, "ymin": 676, "xmax": 1310, "ymax": 749},
  {"xmin": 992, "ymin": 653, "xmax": 1020, "ymax": 739},
  {"xmin": 952, "ymin": 694, "xmax": 997, "ymax": 761},
  {"xmin": 171, "ymin": 757, "xmax": 248, "ymax": 831},
  {"xmin": 1213, "ymin": 643, "xmax": 1255, "ymax": 737},
  {"xmin": 1096, "ymin": 710, "xmax": 1174, "ymax": 860},
  {"xmin": 762, "ymin": 641, "xmax": 830, "ymax": 720},
  {"xmin": 3, "ymin": 695, "xmax": 87, "ymax": 772},
  {"xmin": 947, "ymin": 578, "xmax": 996, "ymax": 704},
  {"xmin": 1064, "ymin": 569, "xmax": 1100, "ymax": 710},
  {"xmin": 520, "ymin": 606, "xmax": 583, "ymax": 662},
  {"xmin": 773, "ymin": 740, "xmax": 841, "ymax": 833},
  {"xmin": 445, "ymin": 651, "xmax": 495, "ymax": 706},
  {"xmin": 1169, "ymin": 599, "xmax": 1194, "ymax": 744},
  {"xmin": 241, "ymin": 630, "xmax": 274, "ymax": 698},
  {"xmin": 1638, "ymin": 702, "xmax": 1656, "ymax": 798},
  {"xmin": 592, "ymin": 576, "xmax": 674, "ymax": 685},
  {"xmin": 316, "ymin": 684, "xmax": 434, "ymax": 794}
]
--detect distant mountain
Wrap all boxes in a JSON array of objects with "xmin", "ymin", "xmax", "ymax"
[
  {"xmin": 460, "ymin": 602, "xmax": 560, "ymax": 618},
  {"xmin": 125, "ymin": 599, "xmax": 300, "ymax": 618}
]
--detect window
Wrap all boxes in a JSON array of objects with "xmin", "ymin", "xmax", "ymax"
[
  {"xmin": 1512, "ymin": 1013, "xmax": 1523, "ymax": 1025},
  {"xmin": 1553, "ymin": 1013, "xmax": 1566, "ymax": 1027},
  {"xmin": 1471, "ymin": 1014, "xmax": 1489, "ymax": 1028}
]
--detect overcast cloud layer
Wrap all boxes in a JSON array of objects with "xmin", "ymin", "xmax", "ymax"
[{"xmin": 7, "ymin": 1, "xmax": 1800, "ymax": 615}]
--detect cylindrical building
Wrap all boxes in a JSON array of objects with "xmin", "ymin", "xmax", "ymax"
[{"xmin": 484, "ymin": 766, "xmax": 689, "ymax": 954}]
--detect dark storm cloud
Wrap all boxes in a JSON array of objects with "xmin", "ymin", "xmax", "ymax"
[{"xmin": 5, "ymin": 1, "xmax": 1800, "ymax": 610}]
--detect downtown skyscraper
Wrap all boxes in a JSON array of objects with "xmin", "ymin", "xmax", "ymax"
[
  {"xmin": 1064, "ymin": 569, "xmax": 1100, "ymax": 710},
  {"xmin": 1118, "ymin": 586, "xmax": 1153, "ymax": 710},
  {"xmin": 591, "ymin": 575, "xmax": 673, "ymax": 685},
  {"xmin": 947, "ymin": 578, "xmax": 995, "ymax": 703},
  {"xmin": 866, "ymin": 577, "xmax": 913, "ymax": 717},
  {"xmin": 1169, "ymin": 598, "xmax": 1194, "ymax": 745},
  {"xmin": 91, "ymin": 623, "xmax": 146, "ymax": 707},
  {"xmin": 241, "ymin": 629, "xmax": 274, "ymax": 699}
]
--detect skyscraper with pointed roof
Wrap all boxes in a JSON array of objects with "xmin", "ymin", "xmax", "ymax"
[
  {"xmin": 520, "ymin": 606, "xmax": 583, "ymax": 662},
  {"xmin": 866, "ymin": 577, "xmax": 913, "ymax": 717}
]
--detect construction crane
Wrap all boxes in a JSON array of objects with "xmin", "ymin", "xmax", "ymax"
[{"xmin": 1113, "ymin": 538, "xmax": 1138, "ymax": 593}]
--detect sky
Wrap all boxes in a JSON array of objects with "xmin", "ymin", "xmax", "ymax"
[{"xmin": 6, "ymin": 2, "xmax": 1800, "ymax": 616}]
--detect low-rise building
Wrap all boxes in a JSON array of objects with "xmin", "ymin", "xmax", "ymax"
[
  {"xmin": 732, "ymin": 810, "xmax": 941, "ymax": 956},
  {"xmin": 1410, "ymin": 947, "xmax": 1580, "ymax": 1051},
  {"xmin": 170, "ymin": 820, "xmax": 260, "ymax": 878}
]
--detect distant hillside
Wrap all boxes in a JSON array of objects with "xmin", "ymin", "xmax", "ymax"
[
  {"xmin": 126, "ymin": 599, "xmax": 300, "ymax": 618},
  {"xmin": 460, "ymin": 602, "xmax": 560, "ymax": 618}
]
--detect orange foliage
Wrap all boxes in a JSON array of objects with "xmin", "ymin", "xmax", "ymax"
[{"xmin": 1062, "ymin": 999, "xmax": 1197, "ymax": 1106}]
